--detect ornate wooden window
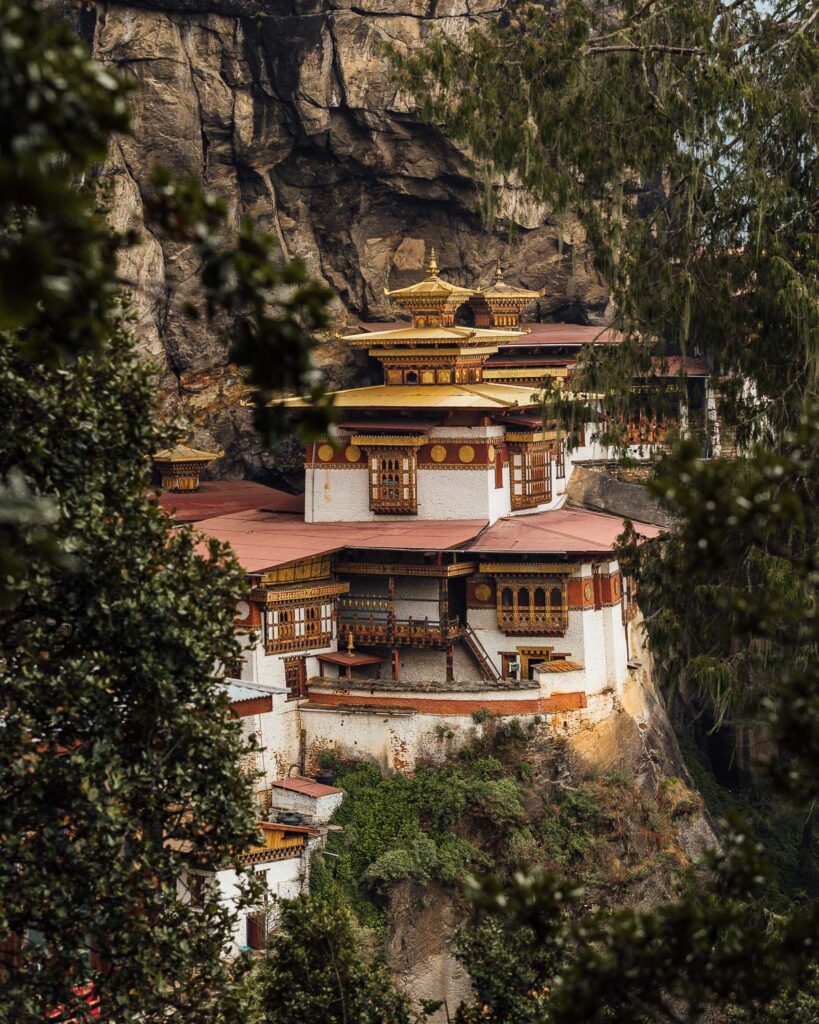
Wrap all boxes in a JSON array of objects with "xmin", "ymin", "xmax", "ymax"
[
  {"xmin": 246, "ymin": 905, "xmax": 268, "ymax": 950},
  {"xmin": 284, "ymin": 656, "xmax": 307, "ymax": 700},
  {"xmin": 496, "ymin": 578, "xmax": 568, "ymax": 635},
  {"xmin": 554, "ymin": 441, "xmax": 565, "ymax": 479},
  {"xmin": 509, "ymin": 444, "xmax": 552, "ymax": 509},
  {"xmin": 369, "ymin": 449, "xmax": 417, "ymax": 515},
  {"xmin": 264, "ymin": 601, "xmax": 334, "ymax": 653}
]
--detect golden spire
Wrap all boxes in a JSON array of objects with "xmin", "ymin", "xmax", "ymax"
[
  {"xmin": 495, "ymin": 260, "xmax": 503, "ymax": 283},
  {"xmin": 426, "ymin": 246, "xmax": 439, "ymax": 278}
]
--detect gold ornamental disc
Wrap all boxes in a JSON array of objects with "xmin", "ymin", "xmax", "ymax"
[
  {"xmin": 317, "ymin": 444, "xmax": 335, "ymax": 462},
  {"xmin": 583, "ymin": 581, "xmax": 593, "ymax": 602},
  {"xmin": 458, "ymin": 444, "xmax": 475, "ymax": 464},
  {"xmin": 345, "ymin": 444, "xmax": 361, "ymax": 463},
  {"xmin": 487, "ymin": 444, "xmax": 496, "ymax": 462},
  {"xmin": 474, "ymin": 583, "xmax": 492, "ymax": 603},
  {"xmin": 430, "ymin": 444, "xmax": 448, "ymax": 463}
]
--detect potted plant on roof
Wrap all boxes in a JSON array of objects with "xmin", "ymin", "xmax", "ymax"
[{"xmin": 315, "ymin": 748, "xmax": 336, "ymax": 787}]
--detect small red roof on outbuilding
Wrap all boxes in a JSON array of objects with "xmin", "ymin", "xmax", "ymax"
[
  {"xmin": 156, "ymin": 480, "xmax": 304, "ymax": 524},
  {"xmin": 270, "ymin": 777, "xmax": 343, "ymax": 797},
  {"xmin": 464, "ymin": 507, "xmax": 661, "ymax": 555}
]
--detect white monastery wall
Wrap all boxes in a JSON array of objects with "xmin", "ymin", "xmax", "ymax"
[
  {"xmin": 216, "ymin": 854, "xmax": 307, "ymax": 953},
  {"xmin": 301, "ymin": 687, "xmax": 622, "ymax": 773}
]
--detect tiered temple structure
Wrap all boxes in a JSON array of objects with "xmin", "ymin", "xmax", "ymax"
[{"xmin": 157, "ymin": 249, "xmax": 662, "ymax": 777}]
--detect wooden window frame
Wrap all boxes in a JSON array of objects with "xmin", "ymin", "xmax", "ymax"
[
  {"xmin": 554, "ymin": 441, "xmax": 566, "ymax": 479},
  {"xmin": 264, "ymin": 601, "xmax": 334, "ymax": 654},
  {"xmin": 284, "ymin": 655, "xmax": 307, "ymax": 701},
  {"xmin": 496, "ymin": 577, "xmax": 568, "ymax": 636},
  {"xmin": 509, "ymin": 443, "xmax": 552, "ymax": 510},
  {"xmin": 368, "ymin": 448, "xmax": 417, "ymax": 515}
]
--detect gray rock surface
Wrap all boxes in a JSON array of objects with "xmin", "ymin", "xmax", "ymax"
[{"xmin": 58, "ymin": 1, "xmax": 610, "ymax": 478}]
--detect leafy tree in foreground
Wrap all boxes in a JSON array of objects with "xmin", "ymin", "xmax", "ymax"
[
  {"xmin": 389, "ymin": 1, "xmax": 819, "ymax": 1021},
  {"xmin": 253, "ymin": 895, "xmax": 414, "ymax": 1024},
  {"xmin": 0, "ymin": 0, "xmax": 333, "ymax": 1020}
]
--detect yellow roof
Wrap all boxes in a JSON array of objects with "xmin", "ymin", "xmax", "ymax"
[
  {"xmin": 480, "ymin": 264, "xmax": 540, "ymax": 301},
  {"xmin": 384, "ymin": 247, "xmax": 476, "ymax": 301},
  {"xmin": 153, "ymin": 445, "xmax": 222, "ymax": 463},
  {"xmin": 342, "ymin": 325, "xmax": 522, "ymax": 346},
  {"xmin": 281, "ymin": 383, "xmax": 538, "ymax": 410}
]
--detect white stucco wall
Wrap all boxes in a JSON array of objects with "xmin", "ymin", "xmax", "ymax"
[
  {"xmin": 301, "ymin": 687, "xmax": 622, "ymax": 773},
  {"xmin": 268, "ymin": 786, "xmax": 344, "ymax": 824},
  {"xmin": 215, "ymin": 853, "xmax": 308, "ymax": 953}
]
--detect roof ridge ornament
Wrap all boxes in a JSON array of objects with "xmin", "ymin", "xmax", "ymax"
[
  {"xmin": 426, "ymin": 245, "xmax": 439, "ymax": 278},
  {"xmin": 495, "ymin": 259, "xmax": 503, "ymax": 283}
]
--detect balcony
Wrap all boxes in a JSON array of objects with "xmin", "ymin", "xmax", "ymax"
[{"xmin": 338, "ymin": 595, "xmax": 460, "ymax": 649}]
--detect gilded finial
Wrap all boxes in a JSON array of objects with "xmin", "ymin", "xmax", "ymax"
[
  {"xmin": 347, "ymin": 630, "xmax": 355, "ymax": 655},
  {"xmin": 495, "ymin": 260, "xmax": 503, "ymax": 283},
  {"xmin": 426, "ymin": 246, "xmax": 439, "ymax": 277}
]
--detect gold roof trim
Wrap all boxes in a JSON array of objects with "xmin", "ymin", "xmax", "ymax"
[
  {"xmin": 350, "ymin": 435, "xmax": 428, "ymax": 447},
  {"xmin": 153, "ymin": 445, "xmax": 223, "ymax": 463},
  {"xmin": 384, "ymin": 246, "xmax": 477, "ymax": 300},
  {"xmin": 279, "ymin": 383, "xmax": 539, "ymax": 410},
  {"xmin": 483, "ymin": 367, "xmax": 568, "ymax": 379},
  {"xmin": 481, "ymin": 563, "xmax": 579, "ymax": 574}
]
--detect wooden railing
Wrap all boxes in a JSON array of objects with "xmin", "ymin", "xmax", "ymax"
[
  {"xmin": 496, "ymin": 608, "xmax": 568, "ymax": 637},
  {"xmin": 338, "ymin": 611, "xmax": 460, "ymax": 649}
]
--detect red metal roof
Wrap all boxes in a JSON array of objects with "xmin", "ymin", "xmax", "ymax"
[
  {"xmin": 317, "ymin": 651, "xmax": 385, "ymax": 667},
  {"xmin": 464, "ymin": 507, "xmax": 661, "ymax": 555},
  {"xmin": 259, "ymin": 820, "xmax": 322, "ymax": 837},
  {"xmin": 156, "ymin": 480, "xmax": 304, "ymax": 524},
  {"xmin": 270, "ymin": 776, "xmax": 343, "ymax": 797},
  {"xmin": 504, "ymin": 324, "xmax": 624, "ymax": 347},
  {"xmin": 196, "ymin": 509, "xmax": 488, "ymax": 573},
  {"xmin": 648, "ymin": 355, "xmax": 710, "ymax": 377}
]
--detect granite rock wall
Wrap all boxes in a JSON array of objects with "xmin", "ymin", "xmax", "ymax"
[{"xmin": 58, "ymin": 1, "xmax": 609, "ymax": 480}]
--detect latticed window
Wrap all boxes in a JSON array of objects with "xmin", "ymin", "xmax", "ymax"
[
  {"xmin": 496, "ymin": 578, "xmax": 568, "ymax": 635},
  {"xmin": 369, "ymin": 449, "xmax": 417, "ymax": 514},
  {"xmin": 509, "ymin": 444, "xmax": 552, "ymax": 509},
  {"xmin": 264, "ymin": 602, "xmax": 334, "ymax": 653}
]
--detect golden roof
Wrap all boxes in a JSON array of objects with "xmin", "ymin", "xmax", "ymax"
[
  {"xmin": 342, "ymin": 325, "xmax": 521, "ymax": 347},
  {"xmin": 281, "ymin": 383, "xmax": 538, "ymax": 410},
  {"xmin": 153, "ymin": 445, "xmax": 222, "ymax": 463},
  {"xmin": 480, "ymin": 262, "xmax": 540, "ymax": 301},
  {"xmin": 384, "ymin": 248, "xmax": 477, "ymax": 301}
]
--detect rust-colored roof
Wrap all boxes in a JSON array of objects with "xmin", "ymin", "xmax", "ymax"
[
  {"xmin": 270, "ymin": 776, "xmax": 343, "ymax": 797},
  {"xmin": 648, "ymin": 355, "xmax": 710, "ymax": 377},
  {"xmin": 156, "ymin": 481, "xmax": 304, "ymax": 524},
  {"xmin": 196, "ymin": 509, "xmax": 488, "ymax": 573},
  {"xmin": 465, "ymin": 507, "xmax": 661, "ymax": 556},
  {"xmin": 317, "ymin": 651, "xmax": 386, "ymax": 667},
  {"xmin": 504, "ymin": 324, "xmax": 624, "ymax": 346}
]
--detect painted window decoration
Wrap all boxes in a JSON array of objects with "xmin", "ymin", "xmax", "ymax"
[
  {"xmin": 509, "ymin": 444, "xmax": 552, "ymax": 509},
  {"xmin": 369, "ymin": 449, "xmax": 418, "ymax": 515},
  {"xmin": 264, "ymin": 602, "xmax": 334, "ymax": 653},
  {"xmin": 496, "ymin": 578, "xmax": 568, "ymax": 635}
]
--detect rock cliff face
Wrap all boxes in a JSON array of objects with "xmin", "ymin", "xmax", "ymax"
[{"xmin": 61, "ymin": 1, "xmax": 609, "ymax": 479}]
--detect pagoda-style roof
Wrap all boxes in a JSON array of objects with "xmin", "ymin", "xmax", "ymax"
[
  {"xmin": 479, "ymin": 264, "xmax": 540, "ymax": 302},
  {"xmin": 342, "ymin": 324, "xmax": 521, "ymax": 347},
  {"xmin": 153, "ymin": 445, "xmax": 222, "ymax": 463},
  {"xmin": 281, "ymin": 382, "xmax": 538, "ymax": 411},
  {"xmin": 385, "ymin": 248, "xmax": 476, "ymax": 302}
]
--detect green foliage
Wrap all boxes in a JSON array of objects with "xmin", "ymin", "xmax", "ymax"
[
  {"xmin": 253, "ymin": 895, "xmax": 413, "ymax": 1024},
  {"xmin": 0, "ymin": 1, "xmax": 333, "ymax": 1019},
  {"xmin": 392, "ymin": 5, "xmax": 819, "ymax": 1019}
]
